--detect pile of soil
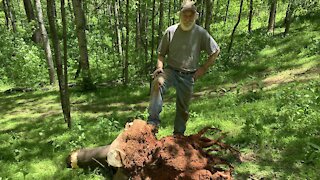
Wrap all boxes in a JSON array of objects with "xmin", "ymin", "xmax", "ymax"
[{"xmin": 114, "ymin": 119, "xmax": 238, "ymax": 180}]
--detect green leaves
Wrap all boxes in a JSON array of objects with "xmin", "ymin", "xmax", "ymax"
[{"xmin": 0, "ymin": 28, "xmax": 47, "ymax": 86}]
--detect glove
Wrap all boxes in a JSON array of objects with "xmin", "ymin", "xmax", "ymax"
[{"xmin": 152, "ymin": 68, "xmax": 164, "ymax": 79}]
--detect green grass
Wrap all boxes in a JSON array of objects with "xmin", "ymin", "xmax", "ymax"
[{"xmin": 1, "ymin": 10, "xmax": 320, "ymax": 180}]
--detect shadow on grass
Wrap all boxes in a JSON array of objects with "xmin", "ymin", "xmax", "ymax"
[
  {"xmin": 187, "ymin": 79, "xmax": 320, "ymax": 179},
  {"xmin": 0, "ymin": 90, "xmax": 59, "ymax": 115},
  {"xmin": 196, "ymin": 11, "xmax": 320, "ymax": 93}
]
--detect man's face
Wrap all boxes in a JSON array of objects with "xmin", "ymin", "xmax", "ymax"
[{"xmin": 180, "ymin": 10, "xmax": 196, "ymax": 26}]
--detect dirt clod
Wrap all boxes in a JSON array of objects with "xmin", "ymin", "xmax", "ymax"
[{"xmin": 114, "ymin": 119, "xmax": 239, "ymax": 180}]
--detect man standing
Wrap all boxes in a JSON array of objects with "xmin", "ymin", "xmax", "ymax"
[{"xmin": 148, "ymin": 0, "xmax": 220, "ymax": 135}]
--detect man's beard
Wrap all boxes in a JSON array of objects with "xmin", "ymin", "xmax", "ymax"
[{"xmin": 179, "ymin": 20, "xmax": 195, "ymax": 31}]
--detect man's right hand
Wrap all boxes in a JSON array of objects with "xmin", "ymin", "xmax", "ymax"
[
  {"xmin": 193, "ymin": 66, "xmax": 206, "ymax": 81},
  {"xmin": 152, "ymin": 68, "xmax": 164, "ymax": 79}
]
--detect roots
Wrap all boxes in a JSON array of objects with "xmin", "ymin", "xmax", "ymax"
[{"xmin": 67, "ymin": 119, "xmax": 240, "ymax": 180}]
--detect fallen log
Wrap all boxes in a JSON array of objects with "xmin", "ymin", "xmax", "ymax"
[
  {"xmin": 4, "ymin": 87, "xmax": 34, "ymax": 94},
  {"xmin": 66, "ymin": 145, "xmax": 110, "ymax": 169}
]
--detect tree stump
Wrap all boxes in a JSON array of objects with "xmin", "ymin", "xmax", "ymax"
[{"xmin": 67, "ymin": 119, "xmax": 239, "ymax": 180}]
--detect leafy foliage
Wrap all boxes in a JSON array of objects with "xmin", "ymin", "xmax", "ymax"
[{"xmin": 0, "ymin": 28, "xmax": 47, "ymax": 86}]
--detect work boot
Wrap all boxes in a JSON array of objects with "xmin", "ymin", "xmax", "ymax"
[
  {"xmin": 147, "ymin": 121, "xmax": 159, "ymax": 135},
  {"xmin": 173, "ymin": 132, "xmax": 184, "ymax": 138}
]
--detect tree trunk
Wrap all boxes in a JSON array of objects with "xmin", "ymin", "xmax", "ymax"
[
  {"xmin": 2, "ymin": 0, "xmax": 10, "ymax": 29},
  {"xmin": 67, "ymin": 145, "xmax": 111, "ymax": 168},
  {"xmin": 214, "ymin": 0, "xmax": 220, "ymax": 23},
  {"xmin": 23, "ymin": 0, "xmax": 42, "ymax": 43},
  {"xmin": 118, "ymin": 0, "xmax": 126, "ymax": 83},
  {"xmin": 151, "ymin": 0, "xmax": 156, "ymax": 75},
  {"xmin": 205, "ymin": 0, "xmax": 213, "ymax": 32},
  {"xmin": 173, "ymin": 0, "xmax": 177, "ymax": 24},
  {"xmin": 34, "ymin": 0, "xmax": 56, "ymax": 85},
  {"xmin": 158, "ymin": 0, "xmax": 164, "ymax": 46},
  {"xmin": 143, "ymin": 2, "xmax": 149, "ymax": 79},
  {"xmin": 228, "ymin": 0, "xmax": 244, "ymax": 53},
  {"xmin": 248, "ymin": 0, "xmax": 253, "ymax": 33},
  {"xmin": 124, "ymin": 0, "xmax": 129, "ymax": 85},
  {"xmin": 4, "ymin": 0, "xmax": 17, "ymax": 32},
  {"xmin": 23, "ymin": 0, "xmax": 35, "ymax": 21},
  {"xmin": 67, "ymin": 0, "xmax": 74, "ymax": 21},
  {"xmin": 168, "ymin": 0, "xmax": 171, "ymax": 26},
  {"xmin": 139, "ymin": 1, "xmax": 149, "ymax": 79},
  {"xmin": 267, "ymin": 0, "xmax": 277, "ymax": 33},
  {"xmin": 47, "ymin": 0, "xmax": 70, "ymax": 128},
  {"xmin": 198, "ymin": 0, "xmax": 205, "ymax": 26},
  {"xmin": 61, "ymin": 0, "xmax": 71, "ymax": 128},
  {"xmin": 136, "ymin": 0, "xmax": 143, "ymax": 75},
  {"xmin": 224, "ymin": 0, "xmax": 231, "ymax": 25},
  {"xmin": 135, "ymin": 1, "xmax": 139, "ymax": 51},
  {"xmin": 113, "ymin": 0, "xmax": 124, "ymax": 82},
  {"xmin": 284, "ymin": 0, "xmax": 294, "ymax": 36},
  {"xmin": 72, "ymin": 0, "xmax": 94, "ymax": 90},
  {"xmin": 106, "ymin": 3, "xmax": 117, "ymax": 68}
]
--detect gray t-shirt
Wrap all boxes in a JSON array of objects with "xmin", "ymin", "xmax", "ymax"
[{"xmin": 157, "ymin": 24, "xmax": 219, "ymax": 72}]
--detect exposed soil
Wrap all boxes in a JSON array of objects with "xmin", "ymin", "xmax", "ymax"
[{"xmin": 114, "ymin": 119, "xmax": 239, "ymax": 180}]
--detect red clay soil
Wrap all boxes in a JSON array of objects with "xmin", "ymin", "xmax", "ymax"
[{"xmin": 117, "ymin": 119, "xmax": 238, "ymax": 180}]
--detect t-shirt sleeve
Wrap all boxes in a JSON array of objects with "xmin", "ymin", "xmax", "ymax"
[
  {"xmin": 201, "ymin": 31, "xmax": 219, "ymax": 56},
  {"xmin": 157, "ymin": 30, "xmax": 170, "ymax": 57}
]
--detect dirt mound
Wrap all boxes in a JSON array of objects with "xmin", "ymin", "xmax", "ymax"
[{"xmin": 115, "ymin": 119, "xmax": 238, "ymax": 180}]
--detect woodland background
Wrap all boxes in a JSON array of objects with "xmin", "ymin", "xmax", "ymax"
[{"xmin": 0, "ymin": 0, "xmax": 319, "ymax": 179}]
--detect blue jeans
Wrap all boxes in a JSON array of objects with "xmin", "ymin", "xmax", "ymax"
[{"xmin": 147, "ymin": 68, "xmax": 194, "ymax": 134}]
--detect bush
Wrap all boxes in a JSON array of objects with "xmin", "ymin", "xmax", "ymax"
[{"xmin": 0, "ymin": 28, "xmax": 47, "ymax": 86}]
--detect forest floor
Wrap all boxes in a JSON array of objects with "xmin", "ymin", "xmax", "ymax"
[{"xmin": 1, "ymin": 14, "xmax": 320, "ymax": 180}]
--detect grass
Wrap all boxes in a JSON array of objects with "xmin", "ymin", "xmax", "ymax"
[{"xmin": 1, "ymin": 9, "xmax": 320, "ymax": 180}]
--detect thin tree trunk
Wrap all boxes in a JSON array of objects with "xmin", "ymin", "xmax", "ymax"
[
  {"xmin": 173, "ymin": 0, "xmax": 176, "ymax": 24},
  {"xmin": 23, "ymin": 0, "xmax": 42, "ymax": 43},
  {"xmin": 136, "ymin": 0, "xmax": 143, "ymax": 73},
  {"xmin": 139, "ymin": 1, "xmax": 149, "ymax": 79},
  {"xmin": 118, "ymin": 0, "xmax": 126, "ymax": 82},
  {"xmin": 67, "ymin": 0, "xmax": 77, "ymax": 79},
  {"xmin": 67, "ymin": 0, "xmax": 74, "ymax": 21},
  {"xmin": 228, "ymin": 0, "xmax": 244, "ymax": 53},
  {"xmin": 114, "ymin": 0, "xmax": 124, "ymax": 81},
  {"xmin": 2, "ymin": 0, "xmax": 10, "ymax": 29},
  {"xmin": 109, "ymin": 1, "xmax": 117, "ymax": 68},
  {"xmin": 82, "ymin": 0, "xmax": 88, "ymax": 26},
  {"xmin": 168, "ymin": 0, "xmax": 171, "ymax": 26},
  {"xmin": 47, "ymin": 0, "xmax": 70, "ymax": 128},
  {"xmin": 136, "ymin": 0, "xmax": 140, "ymax": 51},
  {"xmin": 124, "ymin": 0, "xmax": 129, "ymax": 85},
  {"xmin": 284, "ymin": 0, "xmax": 294, "ymax": 36},
  {"xmin": 214, "ymin": 0, "xmax": 220, "ymax": 23},
  {"xmin": 267, "ymin": 0, "xmax": 277, "ymax": 33},
  {"xmin": 4, "ymin": 0, "xmax": 17, "ymax": 32},
  {"xmin": 205, "ymin": 0, "xmax": 213, "ymax": 32},
  {"xmin": 158, "ymin": 0, "xmax": 164, "ymax": 45},
  {"xmin": 23, "ymin": 0, "xmax": 35, "ymax": 20},
  {"xmin": 224, "ymin": 0, "xmax": 231, "ymax": 25},
  {"xmin": 34, "ymin": 0, "xmax": 56, "ymax": 85},
  {"xmin": 61, "ymin": 0, "xmax": 71, "ymax": 128},
  {"xmin": 151, "ymin": 0, "xmax": 156, "ymax": 75},
  {"xmin": 72, "ymin": 0, "xmax": 94, "ymax": 90},
  {"xmin": 143, "ymin": 2, "xmax": 149, "ymax": 79},
  {"xmin": 199, "ymin": 0, "xmax": 205, "ymax": 26},
  {"xmin": 248, "ymin": 0, "xmax": 253, "ymax": 33}
]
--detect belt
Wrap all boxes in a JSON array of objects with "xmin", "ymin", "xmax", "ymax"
[{"xmin": 168, "ymin": 66, "xmax": 196, "ymax": 75}]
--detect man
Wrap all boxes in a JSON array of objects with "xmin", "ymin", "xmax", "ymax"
[{"xmin": 147, "ymin": 0, "xmax": 220, "ymax": 135}]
